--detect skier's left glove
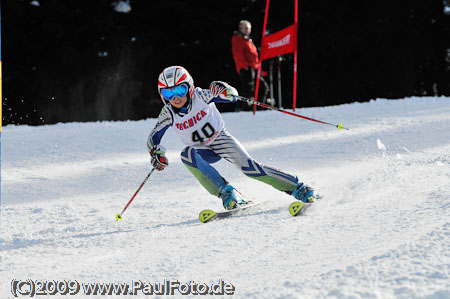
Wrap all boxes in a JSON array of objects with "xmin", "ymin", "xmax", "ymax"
[
  {"xmin": 209, "ymin": 81, "xmax": 238, "ymax": 102},
  {"xmin": 149, "ymin": 145, "xmax": 169, "ymax": 171}
]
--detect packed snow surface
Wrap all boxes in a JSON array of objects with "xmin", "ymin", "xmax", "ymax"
[{"xmin": 1, "ymin": 97, "xmax": 449, "ymax": 298}]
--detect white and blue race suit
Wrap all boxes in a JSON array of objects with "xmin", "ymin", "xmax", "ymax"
[{"xmin": 147, "ymin": 87, "xmax": 300, "ymax": 197}]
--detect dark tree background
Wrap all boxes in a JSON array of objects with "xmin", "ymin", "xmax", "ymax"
[{"xmin": 3, "ymin": 0, "xmax": 450, "ymax": 125}]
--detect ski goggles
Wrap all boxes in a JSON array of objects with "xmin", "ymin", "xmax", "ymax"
[{"xmin": 161, "ymin": 84, "xmax": 189, "ymax": 101}]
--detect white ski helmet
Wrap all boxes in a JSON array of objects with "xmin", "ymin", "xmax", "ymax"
[{"xmin": 157, "ymin": 66, "xmax": 195, "ymax": 104}]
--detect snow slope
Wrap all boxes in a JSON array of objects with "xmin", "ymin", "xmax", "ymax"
[{"xmin": 1, "ymin": 97, "xmax": 449, "ymax": 298}]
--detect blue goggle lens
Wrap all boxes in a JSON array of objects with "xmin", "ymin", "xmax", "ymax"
[{"xmin": 161, "ymin": 84, "xmax": 188, "ymax": 101}]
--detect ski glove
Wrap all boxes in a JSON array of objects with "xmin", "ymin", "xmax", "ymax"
[
  {"xmin": 149, "ymin": 145, "xmax": 169, "ymax": 171},
  {"xmin": 209, "ymin": 81, "xmax": 238, "ymax": 102}
]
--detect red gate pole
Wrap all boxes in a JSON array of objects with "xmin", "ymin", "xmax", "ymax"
[
  {"xmin": 293, "ymin": 0, "xmax": 298, "ymax": 111},
  {"xmin": 253, "ymin": 0, "xmax": 271, "ymax": 114}
]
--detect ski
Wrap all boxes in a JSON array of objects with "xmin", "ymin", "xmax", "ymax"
[
  {"xmin": 199, "ymin": 201, "xmax": 264, "ymax": 223},
  {"xmin": 289, "ymin": 195, "xmax": 322, "ymax": 216},
  {"xmin": 288, "ymin": 201, "xmax": 313, "ymax": 216},
  {"xmin": 199, "ymin": 195, "xmax": 322, "ymax": 222}
]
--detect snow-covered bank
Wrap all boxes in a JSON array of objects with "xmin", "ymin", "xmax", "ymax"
[{"xmin": 1, "ymin": 97, "xmax": 449, "ymax": 298}]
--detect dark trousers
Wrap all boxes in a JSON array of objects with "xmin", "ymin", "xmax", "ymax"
[{"xmin": 236, "ymin": 68, "xmax": 269, "ymax": 111}]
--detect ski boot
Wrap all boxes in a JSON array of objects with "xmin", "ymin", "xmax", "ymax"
[
  {"xmin": 292, "ymin": 182, "xmax": 316, "ymax": 203},
  {"xmin": 220, "ymin": 185, "xmax": 247, "ymax": 210}
]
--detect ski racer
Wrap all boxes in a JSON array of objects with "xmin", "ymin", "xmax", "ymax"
[{"xmin": 147, "ymin": 66, "xmax": 316, "ymax": 210}]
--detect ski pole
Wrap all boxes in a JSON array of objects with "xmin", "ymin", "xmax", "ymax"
[
  {"xmin": 116, "ymin": 167, "xmax": 156, "ymax": 221},
  {"xmin": 236, "ymin": 96, "xmax": 349, "ymax": 130}
]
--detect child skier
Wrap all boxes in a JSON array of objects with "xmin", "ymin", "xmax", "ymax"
[{"xmin": 147, "ymin": 66, "xmax": 316, "ymax": 210}]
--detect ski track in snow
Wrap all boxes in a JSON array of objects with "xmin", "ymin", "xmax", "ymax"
[{"xmin": 1, "ymin": 97, "xmax": 450, "ymax": 298}]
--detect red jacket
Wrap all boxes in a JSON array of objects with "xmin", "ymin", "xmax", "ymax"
[{"xmin": 231, "ymin": 31, "xmax": 259, "ymax": 74}]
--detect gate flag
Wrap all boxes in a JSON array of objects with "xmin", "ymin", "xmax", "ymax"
[
  {"xmin": 260, "ymin": 24, "xmax": 297, "ymax": 61},
  {"xmin": 254, "ymin": 0, "xmax": 298, "ymax": 113}
]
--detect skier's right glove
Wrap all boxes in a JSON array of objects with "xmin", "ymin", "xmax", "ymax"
[{"xmin": 149, "ymin": 145, "xmax": 169, "ymax": 171}]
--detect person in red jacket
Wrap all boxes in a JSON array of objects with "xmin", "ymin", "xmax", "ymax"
[{"xmin": 231, "ymin": 20, "xmax": 269, "ymax": 111}]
